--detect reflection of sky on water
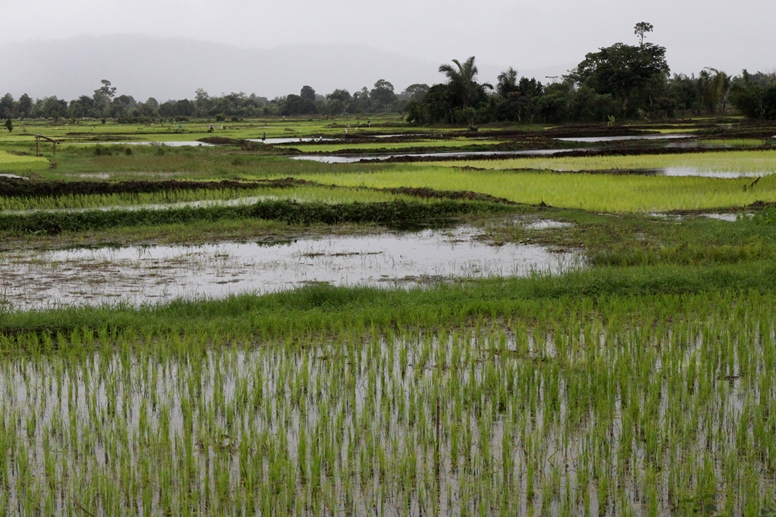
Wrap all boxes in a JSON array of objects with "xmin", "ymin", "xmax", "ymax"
[{"xmin": 3, "ymin": 225, "xmax": 582, "ymax": 311}]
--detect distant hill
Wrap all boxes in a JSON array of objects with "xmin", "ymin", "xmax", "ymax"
[
  {"xmin": 1, "ymin": 35, "xmax": 568, "ymax": 102},
  {"xmin": 0, "ymin": 35, "xmax": 448, "ymax": 101}
]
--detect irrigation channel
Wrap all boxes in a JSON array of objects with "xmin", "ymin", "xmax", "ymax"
[{"xmin": 1, "ymin": 219, "xmax": 581, "ymax": 311}]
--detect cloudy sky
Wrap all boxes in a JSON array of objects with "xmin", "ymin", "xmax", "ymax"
[{"xmin": 2, "ymin": 0, "xmax": 774, "ymax": 87}]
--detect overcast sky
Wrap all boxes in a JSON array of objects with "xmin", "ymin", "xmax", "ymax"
[{"xmin": 3, "ymin": 0, "xmax": 774, "ymax": 78}]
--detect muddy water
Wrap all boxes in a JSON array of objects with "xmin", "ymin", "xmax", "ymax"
[{"xmin": 1, "ymin": 225, "xmax": 581, "ymax": 311}]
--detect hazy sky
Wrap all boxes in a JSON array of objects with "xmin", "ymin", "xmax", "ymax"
[{"xmin": 3, "ymin": 0, "xmax": 775, "ymax": 77}]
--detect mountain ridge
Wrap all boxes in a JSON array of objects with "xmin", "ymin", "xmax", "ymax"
[{"xmin": 1, "ymin": 35, "xmax": 569, "ymax": 102}]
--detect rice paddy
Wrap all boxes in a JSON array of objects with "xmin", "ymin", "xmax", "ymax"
[
  {"xmin": 2, "ymin": 288, "xmax": 776, "ymax": 515},
  {"xmin": 2, "ymin": 118, "xmax": 776, "ymax": 515},
  {"xmin": 0, "ymin": 151, "xmax": 50, "ymax": 173},
  {"xmin": 295, "ymin": 167, "xmax": 776, "ymax": 212},
  {"xmin": 427, "ymin": 149, "xmax": 776, "ymax": 176}
]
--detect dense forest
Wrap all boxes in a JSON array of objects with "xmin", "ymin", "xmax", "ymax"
[{"xmin": 2, "ymin": 23, "xmax": 776, "ymax": 126}]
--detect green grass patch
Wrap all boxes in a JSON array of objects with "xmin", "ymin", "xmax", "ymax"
[
  {"xmin": 293, "ymin": 166, "xmax": 776, "ymax": 212},
  {"xmin": 431, "ymin": 149, "xmax": 776, "ymax": 174},
  {"xmin": 0, "ymin": 150, "xmax": 49, "ymax": 173},
  {"xmin": 0, "ymin": 198, "xmax": 515, "ymax": 234}
]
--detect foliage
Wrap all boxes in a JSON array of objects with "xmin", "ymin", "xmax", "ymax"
[
  {"xmin": 569, "ymin": 40, "xmax": 669, "ymax": 117},
  {"xmin": 729, "ymin": 70, "xmax": 776, "ymax": 120}
]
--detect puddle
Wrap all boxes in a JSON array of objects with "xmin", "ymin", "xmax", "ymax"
[
  {"xmin": 86, "ymin": 141, "xmax": 217, "ymax": 147},
  {"xmin": 658, "ymin": 167, "xmax": 765, "ymax": 178},
  {"xmin": 522, "ymin": 219, "xmax": 574, "ymax": 230},
  {"xmin": 1, "ymin": 225, "xmax": 582, "ymax": 311},
  {"xmin": 699, "ymin": 213, "xmax": 752, "ymax": 222},
  {"xmin": 247, "ymin": 137, "xmax": 336, "ymax": 144},
  {"xmin": 291, "ymin": 148, "xmax": 573, "ymax": 164},
  {"xmin": 556, "ymin": 134, "xmax": 695, "ymax": 143},
  {"xmin": 549, "ymin": 167, "xmax": 769, "ymax": 178}
]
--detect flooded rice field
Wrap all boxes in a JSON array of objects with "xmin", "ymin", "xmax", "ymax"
[
  {"xmin": 1, "ymin": 292, "xmax": 772, "ymax": 515},
  {"xmin": 1, "ymin": 224, "xmax": 581, "ymax": 311}
]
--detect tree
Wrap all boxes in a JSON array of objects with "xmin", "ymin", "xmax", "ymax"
[
  {"xmin": 438, "ymin": 56, "xmax": 491, "ymax": 111},
  {"xmin": 0, "ymin": 93, "xmax": 14, "ymax": 119},
  {"xmin": 400, "ymin": 84, "xmax": 429, "ymax": 102},
  {"xmin": 370, "ymin": 79, "xmax": 396, "ymax": 111},
  {"xmin": 698, "ymin": 68, "xmax": 731, "ymax": 114},
  {"xmin": 352, "ymin": 87, "xmax": 372, "ymax": 113},
  {"xmin": 300, "ymin": 85, "xmax": 317, "ymax": 103},
  {"xmin": 194, "ymin": 88, "xmax": 212, "ymax": 117},
  {"xmin": 634, "ymin": 22, "xmax": 654, "ymax": 47},
  {"xmin": 93, "ymin": 79, "xmax": 117, "ymax": 118},
  {"xmin": 569, "ymin": 26, "xmax": 669, "ymax": 116},
  {"xmin": 282, "ymin": 94, "xmax": 317, "ymax": 116},
  {"xmin": 496, "ymin": 68, "xmax": 519, "ymax": 98},
  {"xmin": 69, "ymin": 95, "xmax": 96, "ymax": 118},
  {"xmin": 729, "ymin": 70, "xmax": 776, "ymax": 119},
  {"xmin": 111, "ymin": 95, "xmax": 136, "ymax": 120},
  {"xmin": 16, "ymin": 94, "xmax": 32, "ymax": 119},
  {"xmin": 325, "ymin": 89, "xmax": 352, "ymax": 115},
  {"xmin": 4, "ymin": 118, "xmax": 12, "ymax": 132},
  {"xmin": 40, "ymin": 96, "xmax": 68, "ymax": 120}
]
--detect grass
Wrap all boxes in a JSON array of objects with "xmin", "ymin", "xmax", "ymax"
[
  {"xmin": 0, "ymin": 183, "xmax": 427, "ymax": 211},
  {"xmin": 0, "ymin": 151, "xmax": 49, "ymax": 173},
  {"xmin": 0, "ymin": 198, "xmax": 515, "ymax": 234},
  {"xmin": 429, "ymin": 149, "xmax": 776, "ymax": 174}
]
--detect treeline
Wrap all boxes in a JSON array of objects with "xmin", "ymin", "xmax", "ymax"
[
  {"xmin": 0, "ymin": 79, "xmax": 425, "ymax": 124},
  {"xmin": 2, "ymin": 23, "xmax": 776, "ymax": 126},
  {"xmin": 407, "ymin": 24, "xmax": 776, "ymax": 125}
]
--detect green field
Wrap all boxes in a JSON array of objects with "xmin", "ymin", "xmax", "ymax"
[
  {"xmin": 294, "ymin": 166, "xmax": 776, "ymax": 212},
  {"xmin": 0, "ymin": 150, "xmax": 50, "ymax": 172},
  {"xmin": 432, "ymin": 149, "xmax": 776, "ymax": 174},
  {"xmin": 1, "ymin": 117, "xmax": 776, "ymax": 515}
]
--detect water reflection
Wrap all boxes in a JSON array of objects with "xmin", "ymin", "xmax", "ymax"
[
  {"xmin": 556, "ymin": 134, "xmax": 694, "ymax": 143},
  {"xmin": 2, "ymin": 225, "xmax": 582, "ymax": 311}
]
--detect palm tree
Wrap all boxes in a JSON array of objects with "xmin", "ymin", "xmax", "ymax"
[{"xmin": 438, "ymin": 56, "xmax": 491, "ymax": 111}]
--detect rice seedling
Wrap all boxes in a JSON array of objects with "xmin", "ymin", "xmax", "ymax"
[
  {"xmin": 0, "ymin": 288, "xmax": 775, "ymax": 515},
  {"xmin": 0, "ymin": 151, "xmax": 49, "ymax": 173},
  {"xmin": 296, "ymin": 167, "xmax": 776, "ymax": 212},
  {"xmin": 0, "ymin": 184, "xmax": 425, "ymax": 212},
  {"xmin": 426, "ymin": 149, "xmax": 776, "ymax": 176}
]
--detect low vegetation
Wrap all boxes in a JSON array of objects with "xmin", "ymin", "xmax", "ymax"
[{"xmin": 1, "ymin": 116, "xmax": 776, "ymax": 515}]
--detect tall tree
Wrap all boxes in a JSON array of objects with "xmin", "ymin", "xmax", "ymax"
[
  {"xmin": 438, "ymin": 56, "xmax": 491, "ymax": 111},
  {"xmin": 300, "ymin": 86, "xmax": 317, "ymax": 103},
  {"xmin": 569, "ymin": 24, "xmax": 669, "ymax": 116},
  {"xmin": 0, "ymin": 93, "xmax": 14, "ymax": 119},
  {"xmin": 16, "ymin": 94, "xmax": 32, "ymax": 119},
  {"xmin": 496, "ymin": 68, "xmax": 519, "ymax": 98},
  {"xmin": 93, "ymin": 79, "xmax": 117, "ymax": 118},
  {"xmin": 370, "ymin": 79, "xmax": 396, "ymax": 110},
  {"xmin": 634, "ymin": 22, "xmax": 654, "ymax": 47}
]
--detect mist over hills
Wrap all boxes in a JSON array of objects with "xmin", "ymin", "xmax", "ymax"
[{"xmin": 1, "ymin": 35, "xmax": 564, "ymax": 102}]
